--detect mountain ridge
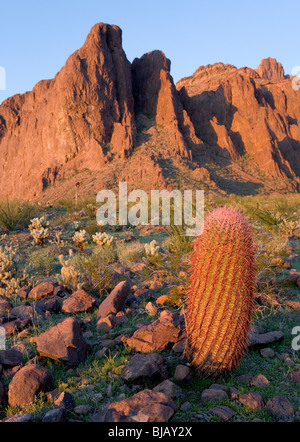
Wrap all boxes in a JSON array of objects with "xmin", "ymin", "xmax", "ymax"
[{"xmin": 0, "ymin": 23, "xmax": 299, "ymax": 200}]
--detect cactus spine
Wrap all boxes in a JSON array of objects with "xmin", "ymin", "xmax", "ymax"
[{"xmin": 185, "ymin": 207, "xmax": 255, "ymax": 378}]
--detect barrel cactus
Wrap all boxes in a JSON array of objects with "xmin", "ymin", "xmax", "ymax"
[{"xmin": 185, "ymin": 207, "xmax": 255, "ymax": 378}]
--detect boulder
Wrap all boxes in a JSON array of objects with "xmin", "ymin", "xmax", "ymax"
[
  {"xmin": 93, "ymin": 389, "xmax": 177, "ymax": 422},
  {"xmin": 2, "ymin": 318, "xmax": 32, "ymax": 336},
  {"xmin": 121, "ymin": 353, "xmax": 168, "ymax": 384},
  {"xmin": 122, "ymin": 310, "xmax": 185, "ymax": 353},
  {"xmin": 239, "ymin": 392, "xmax": 266, "ymax": 410},
  {"xmin": 248, "ymin": 330, "xmax": 284, "ymax": 348},
  {"xmin": 0, "ymin": 349, "xmax": 23, "ymax": 367},
  {"xmin": 0, "ymin": 295, "xmax": 12, "ymax": 313},
  {"xmin": 265, "ymin": 396, "xmax": 294, "ymax": 420},
  {"xmin": 31, "ymin": 317, "xmax": 89, "ymax": 366},
  {"xmin": 8, "ymin": 364, "xmax": 52, "ymax": 408},
  {"xmin": 27, "ymin": 282, "xmax": 56, "ymax": 301},
  {"xmin": 62, "ymin": 289, "xmax": 96, "ymax": 313},
  {"xmin": 97, "ymin": 281, "xmax": 131, "ymax": 320},
  {"xmin": 153, "ymin": 380, "xmax": 183, "ymax": 400}
]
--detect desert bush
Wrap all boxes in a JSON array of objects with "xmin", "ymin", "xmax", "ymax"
[
  {"xmin": 70, "ymin": 246, "xmax": 118, "ymax": 295},
  {"xmin": 28, "ymin": 249, "xmax": 58, "ymax": 277},
  {"xmin": 116, "ymin": 241, "xmax": 145, "ymax": 266},
  {"xmin": 0, "ymin": 199, "xmax": 37, "ymax": 230},
  {"xmin": 57, "ymin": 251, "xmax": 81, "ymax": 291},
  {"xmin": 164, "ymin": 222, "xmax": 193, "ymax": 255}
]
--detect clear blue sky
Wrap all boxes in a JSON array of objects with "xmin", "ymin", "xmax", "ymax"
[{"xmin": 0, "ymin": 0, "xmax": 299, "ymax": 104}]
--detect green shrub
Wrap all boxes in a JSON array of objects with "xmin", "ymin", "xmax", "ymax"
[{"xmin": 0, "ymin": 199, "xmax": 37, "ymax": 230}]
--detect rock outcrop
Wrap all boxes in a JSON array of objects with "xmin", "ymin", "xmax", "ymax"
[
  {"xmin": 0, "ymin": 23, "xmax": 136, "ymax": 199},
  {"xmin": 177, "ymin": 60, "xmax": 300, "ymax": 186},
  {"xmin": 0, "ymin": 23, "xmax": 299, "ymax": 199}
]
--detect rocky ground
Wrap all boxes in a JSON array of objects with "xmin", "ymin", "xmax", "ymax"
[{"xmin": 0, "ymin": 195, "xmax": 299, "ymax": 422}]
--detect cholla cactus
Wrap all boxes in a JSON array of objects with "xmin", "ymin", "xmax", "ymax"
[
  {"xmin": 279, "ymin": 218, "xmax": 300, "ymax": 236},
  {"xmin": 29, "ymin": 216, "xmax": 49, "ymax": 231},
  {"xmin": 31, "ymin": 228, "xmax": 49, "ymax": 247},
  {"xmin": 50, "ymin": 231, "xmax": 65, "ymax": 246},
  {"xmin": 0, "ymin": 245, "xmax": 15, "ymax": 285},
  {"xmin": 29, "ymin": 216, "xmax": 49, "ymax": 247},
  {"xmin": 57, "ymin": 252, "xmax": 80, "ymax": 291},
  {"xmin": 72, "ymin": 230, "xmax": 88, "ymax": 253},
  {"xmin": 92, "ymin": 232, "xmax": 114, "ymax": 248},
  {"xmin": 145, "ymin": 240, "xmax": 160, "ymax": 256},
  {"xmin": 72, "ymin": 221, "xmax": 82, "ymax": 231}
]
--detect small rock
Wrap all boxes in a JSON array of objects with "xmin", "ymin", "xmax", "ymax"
[
  {"xmin": 174, "ymin": 365, "xmax": 193, "ymax": 382},
  {"xmin": 153, "ymin": 379, "xmax": 183, "ymax": 400},
  {"xmin": 54, "ymin": 391, "xmax": 75, "ymax": 410},
  {"xmin": 290, "ymin": 370, "xmax": 300, "ymax": 383},
  {"xmin": 121, "ymin": 353, "xmax": 168, "ymax": 384},
  {"xmin": 8, "ymin": 364, "xmax": 53, "ymax": 408},
  {"xmin": 28, "ymin": 282, "xmax": 56, "ymax": 300},
  {"xmin": 2, "ymin": 318, "xmax": 32, "ymax": 336},
  {"xmin": 265, "ymin": 396, "xmax": 294, "ymax": 420},
  {"xmin": 172, "ymin": 339, "xmax": 186, "ymax": 354},
  {"xmin": 180, "ymin": 401, "xmax": 192, "ymax": 411},
  {"xmin": 74, "ymin": 405, "xmax": 94, "ymax": 416},
  {"xmin": 210, "ymin": 405, "xmax": 235, "ymax": 422},
  {"xmin": 13, "ymin": 305, "xmax": 37, "ymax": 321},
  {"xmin": 96, "ymin": 313, "xmax": 127, "ymax": 332},
  {"xmin": 235, "ymin": 374, "xmax": 253, "ymax": 385},
  {"xmin": 106, "ymin": 384, "xmax": 113, "ymax": 398},
  {"xmin": 209, "ymin": 384, "xmax": 226, "ymax": 391},
  {"xmin": 62, "ymin": 289, "xmax": 96, "ymax": 314},
  {"xmin": 149, "ymin": 281, "xmax": 164, "ymax": 290},
  {"xmin": 42, "ymin": 408, "xmax": 67, "ymax": 422},
  {"xmin": 248, "ymin": 330, "xmax": 284, "ymax": 348},
  {"xmin": 92, "ymin": 389, "xmax": 177, "ymax": 422},
  {"xmin": 156, "ymin": 295, "xmax": 169, "ymax": 306},
  {"xmin": 17, "ymin": 287, "xmax": 31, "ymax": 300},
  {"xmin": 145, "ymin": 302, "xmax": 158, "ymax": 317},
  {"xmin": 46, "ymin": 388, "xmax": 60, "ymax": 403},
  {"xmin": 239, "ymin": 392, "xmax": 265, "ymax": 410},
  {"xmin": 260, "ymin": 348, "xmax": 275, "ymax": 358},
  {"xmin": 122, "ymin": 310, "xmax": 184, "ymax": 353},
  {"xmin": 201, "ymin": 389, "xmax": 228, "ymax": 402},
  {"xmin": 229, "ymin": 386, "xmax": 239, "ymax": 400},
  {"xmin": 0, "ymin": 349, "xmax": 23, "ymax": 367},
  {"xmin": 31, "ymin": 317, "xmax": 89, "ymax": 366},
  {"xmin": 95, "ymin": 348, "xmax": 109, "ymax": 359},
  {"xmin": 2, "ymin": 412, "xmax": 33, "ymax": 422},
  {"xmin": 250, "ymin": 374, "xmax": 270, "ymax": 389},
  {"xmin": 97, "ymin": 280, "xmax": 131, "ymax": 320}
]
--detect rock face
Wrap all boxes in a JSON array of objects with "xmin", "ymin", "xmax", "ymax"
[
  {"xmin": 0, "ymin": 22, "xmax": 299, "ymax": 199},
  {"xmin": 256, "ymin": 57, "xmax": 285, "ymax": 82},
  {"xmin": 177, "ymin": 61, "xmax": 300, "ymax": 188},
  {"xmin": 8, "ymin": 364, "xmax": 53, "ymax": 408},
  {"xmin": 0, "ymin": 23, "xmax": 135, "ymax": 199},
  {"xmin": 31, "ymin": 317, "xmax": 89, "ymax": 366},
  {"xmin": 93, "ymin": 389, "xmax": 177, "ymax": 422}
]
